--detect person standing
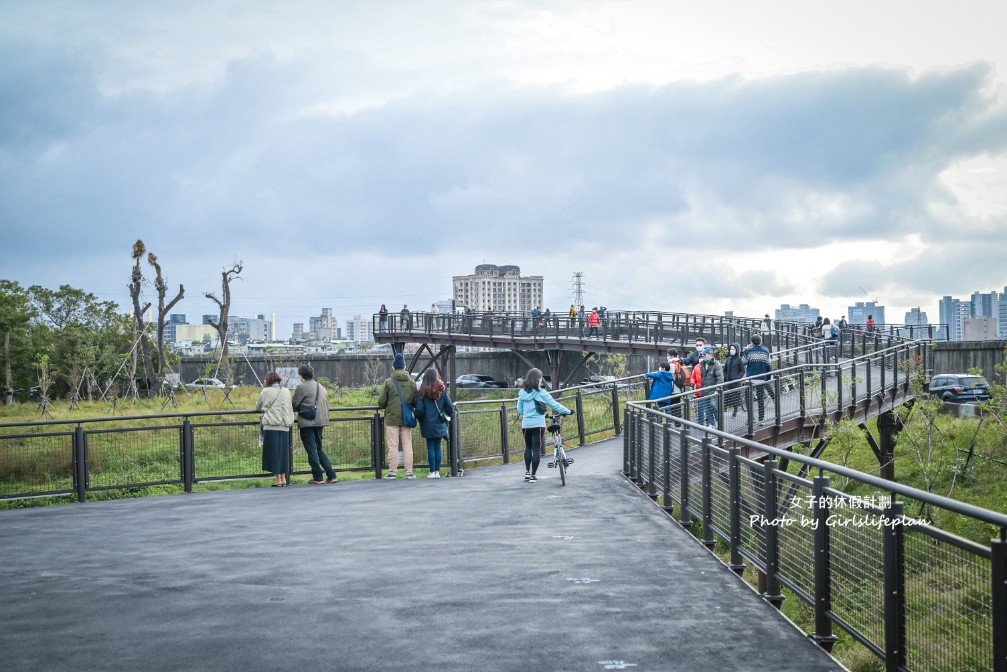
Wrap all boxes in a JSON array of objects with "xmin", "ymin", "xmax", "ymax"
[
  {"xmin": 400, "ymin": 305, "xmax": 412, "ymax": 330},
  {"xmin": 517, "ymin": 368, "xmax": 572, "ymax": 483},
  {"xmin": 292, "ymin": 365, "xmax": 337, "ymax": 484},
  {"xmin": 684, "ymin": 338, "xmax": 706, "ymax": 369},
  {"xmin": 866, "ymin": 314, "xmax": 876, "ymax": 333},
  {"xmin": 568, "ymin": 304, "xmax": 577, "ymax": 330},
  {"xmin": 378, "ymin": 352, "xmax": 418, "ymax": 479},
  {"xmin": 257, "ymin": 371, "xmax": 295, "ymax": 487},
  {"xmin": 723, "ymin": 342, "xmax": 746, "ymax": 417},
  {"xmin": 695, "ymin": 347, "xmax": 723, "ymax": 427},
  {"xmin": 743, "ymin": 334, "xmax": 775, "ymax": 422},
  {"xmin": 415, "ymin": 368, "xmax": 454, "ymax": 478},
  {"xmin": 587, "ymin": 308, "xmax": 601, "ymax": 338},
  {"xmin": 378, "ymin": 304, "xmax": 388, "ymax": 332},
  {"xmin": 645, "ymin": 362, "xmax": 677, "ymax": 412}
]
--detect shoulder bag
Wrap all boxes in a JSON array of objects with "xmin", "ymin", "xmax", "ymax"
[{"xmin": 297, "ymin": 381, "xmax": 320, "ymax": 420}]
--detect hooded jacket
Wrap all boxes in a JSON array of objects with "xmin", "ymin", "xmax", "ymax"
[
  {"xmin": 378, "ymin": 369, "xmax": 418, "ymax": 427},
  {"xmin": 723, "ymin": 343, "xmax": 746, "ymax": 389}
]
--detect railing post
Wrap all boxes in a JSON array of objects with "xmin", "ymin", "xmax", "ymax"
[
  {"xmin": 679, "ymin": 424, "xmax": 693, "ymax": 528},
  {"xmin": 449, "ymin": 407, "xmax": 461, "ymax": 476},
  {"xmin": 611, "ymin": 385, "xmax": 622, "ymax": 435},
  {"xmin": 631, "ymin": 409, "xmax": 642, "ymax": 483},
  {"xmin": 182, "ymin": 418, "xmax": 194, "ymax": 493},
  {"xmin": 701, "ymin": 437, "xmax": 715, "ymax": 549},
  {"xmin": 72, "ymin": 425, "xmax": 87, "ymax": 503},
  {"xmin": 575, "ymin": 391, "xmax": 586, "ymax": 446},
  {"xmin": 993, "ymin": 537, "xmax": 1007, "ymax": 672},
  {"xmin": 623, "ymin": 408, "xmax": 633, "ymax": 476},
  {"xmin": 372, "ymin": 411, "xmax": 384, "ymax": 480},
  {"xmin": 798, "ymin": 369, "xmax": 807, "ymax": 425},
  {"xmin": 761, "ymin": 459, "xmax": 784, "ymax": 608},
  {"xmin": 662, "ymin": 423, "xmax": 674, "ymax": 516},
  {"xmin": 883, "ymin": 500, "xmax": 907, "ymax": 671},
  {"xmin": 647, "ymin": 417, "xmax": 658, "ymax": 499},
  {"xmin": 500, "ymin": 403, "xmax": 510, "ymax": 464},
  {"xmin": 773, "ymin": 376, "xmax": 782, "ymax": 426},
  {"xmin": 810, "ymin": 475, "xmax": 838, "ymax": 651},
  {"xmin": 728, "ymin": 446, "xmax": 744, "ymax": 575}
]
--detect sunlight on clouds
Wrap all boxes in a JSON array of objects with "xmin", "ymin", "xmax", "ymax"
[{"xmin": 940, "ymin": 156, "xmax": 1007, "ymax": 218}]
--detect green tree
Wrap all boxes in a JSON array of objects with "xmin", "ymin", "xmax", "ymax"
[{"xmin": 0, "ymin": 279, "xmax": 35, "ymax": 402}]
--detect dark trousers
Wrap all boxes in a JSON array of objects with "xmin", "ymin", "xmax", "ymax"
[
  {"xmin": 523, "ymin": 427, "xmax": 545, "ymax": 475},
  {"xmin": 299, "ymin": 426, "xmax": 335, "ymax": 481},
  {"xmin": 753, "ymin": 380, "xmax": 776, "ymax": 420},
  {"xmin": 426, "ymin": 437, "xmax": 443, "ymax": 473}
]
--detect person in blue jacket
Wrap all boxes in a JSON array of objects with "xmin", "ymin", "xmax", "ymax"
[
  {"xmin": 415, "ymin": 368, "xmax": 454, "ymax": 479},
  {"xmin": 645, "ymin": 362, "xmax": 676, "ymax": 411},
  {"xmin": 516, "ymin": 368, "xmax": 572, "ymax": 483}
]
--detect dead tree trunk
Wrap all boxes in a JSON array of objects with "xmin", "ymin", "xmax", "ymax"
[
  {"xmin": 148, "ymin": 252, "xmax": 184, "ymax": 389},
  {"xmin": 129, "ymin": 240, "xmax": 157, "ymax": 396},
  {"xmin": 205, "ymin": 261, "xmax": 243, "ymax": 385}
]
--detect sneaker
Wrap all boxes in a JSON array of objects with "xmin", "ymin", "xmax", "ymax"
[
  {"xmin": 405, "ymin": 472, "xmax": 416, "ymax": 480},
  {"xmin": 434, "ymin": 472, "xmax": 441, "ymax": 478},
  {"xmin": 528, "ymin": 475, "xmax": 538, "ymax": 483},
  {"xmin": 524, "ymin": 471, "xmax": 531, "ymax": 481},
  {"xmin": 384, "ymin": 472, "xmax": 397, "ymax": 479},
  {"xmin": 426, "ymin": 472, "xmax": 437, "ymax": 479}
]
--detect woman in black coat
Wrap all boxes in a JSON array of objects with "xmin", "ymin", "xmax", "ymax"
[
  {"xmin": 415, "ymin": 368, "xmax": 455, "ymax": 478},
  {"xmin": 723, "ymin": 342, "xmax": 747, "ymax": 417}
]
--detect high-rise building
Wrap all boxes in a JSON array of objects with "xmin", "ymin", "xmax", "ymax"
[
  {"xmin": 775, "ymin": 304, "xmax": 819, "ymax": 325},
  {"xmin": 291, "ymin": 323, "xmax": 305, "ymax": 342},
  {"xmin": 904, "ymin": 307, "xmax": 928, "ymax": 327},
  {"xmin": 848, "ymin": 301, "xmax": 885, "ymax": 328},
  {"xmin": 452, "ymin": 265, "xmax": 544, "ymax": 313},
  {"xmin": 971, "ymin": 291, "xmax": 999, "ymax": 319},
  {"xmin": 308, "ymin": 308, "xmax": 337, "ymax": 341},
  {"xmin": 999, "ymin": 287, "xmax": 1007, "ymax": 339},
  {"xmin": 228, "ymin": 315, "xmax": 271, "ymax": 342},
  {"xmin": 939, "ymin": 296, "xmax": 972, "ymax": 342},
  {"xmin": 345, "ymin": 314, "xmax": 374, "ymax": 344},
  {"xmin": 165, "ymin": 313, "xmax": 188, "ymax": 343}
]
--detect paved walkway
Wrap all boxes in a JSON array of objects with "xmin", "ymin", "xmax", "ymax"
[{"xmin": 0, "ymin": 439, "xmax": 844, "ymax": 672}]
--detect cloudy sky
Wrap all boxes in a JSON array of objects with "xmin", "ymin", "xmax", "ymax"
[{"xmin": 2, "ymin": 0, "xmax": 1007, "ymax": 337}]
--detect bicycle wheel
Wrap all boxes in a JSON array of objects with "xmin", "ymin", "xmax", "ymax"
[{"xmin": 557, "ymin": 446, "xmax": 566, "ymax": 486}]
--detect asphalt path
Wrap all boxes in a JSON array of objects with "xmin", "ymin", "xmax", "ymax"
[{"xmin": 0, "ymin": 438, "xmax": 845, "ymax": 672}]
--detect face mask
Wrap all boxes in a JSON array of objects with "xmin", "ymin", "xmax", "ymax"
[{"xmin": 729, "ymin": 348, "xmax": 736, "ymax": 355}]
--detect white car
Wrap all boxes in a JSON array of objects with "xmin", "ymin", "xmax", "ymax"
[{"xmin": 185, "ymin": 377, "xmax": 229, "ymax": 391}]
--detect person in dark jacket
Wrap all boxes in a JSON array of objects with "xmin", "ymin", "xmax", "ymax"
[
  {"xmin": 684, "ymin": 338, "xmax": 706, "ymax": 369},
  {"xmin": 292, "ymin": 365, "xmax": 336, "ymax": 484},
  {"xmin": 723, "ymin": 342, "xmax": 746, "ymax": 417},
  {"xmin": 378, "ymin": 352, "xmax": 418, "ymax": 479},
  {"xmin": 645, "ymin": 362, "xmax": 676, "ymax": 411},
  {"xmin": 696, "ymin": 347, "xmax": 723, "ymax": 427},
  {"xmin": 742, "ymin": 334, "xmax": 775, "ymax": 422},
  {"xmin": 415, "ymin": 368, "xmax": 454, "ymax": 478}
]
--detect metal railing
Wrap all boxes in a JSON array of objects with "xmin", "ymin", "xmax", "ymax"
[
  {"xmin": 622, "ymin": 404, "xmax": 1007, "ymax": 672},
  {"xmin": 0, "ymin": 378, "xmax": 646, "ymax": 503}
]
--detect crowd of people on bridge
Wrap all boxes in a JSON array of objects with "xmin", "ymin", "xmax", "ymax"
[{"xmin": 646, "ymin": 334, "xmax": 777, "ymax": 428}]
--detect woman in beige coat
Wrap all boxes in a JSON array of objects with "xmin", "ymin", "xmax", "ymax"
[{"xmin": 257, "ymin": 371, "xmax": 295, "ymax": 487}]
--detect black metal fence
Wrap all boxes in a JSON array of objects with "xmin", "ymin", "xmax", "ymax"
[
  {"xmin": 622, "ymin": 405, "xmax": 1007, "ymax": 672},
  {"xmin": 0, "ymin": 379, "xmax": 646, "ymax": 503}
]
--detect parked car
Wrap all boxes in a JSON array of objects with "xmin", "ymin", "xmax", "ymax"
[
  {"xmin": 580, "ymin": 375, "xmax": 618, "ymax": 388},
  {"xmin": 513, "ymin": 375, "xmax": 552, "ymax": 390},
  {"xmin": 928, "ymin": 374, "xmax": 991, "ymax": 403},
  {"xmin": 185, "ymin": 377, "xmax": 229, "ymax": 391},
  {"xmin": 456, "ymin": 374, "xmax": 508, "ymax": 389}
]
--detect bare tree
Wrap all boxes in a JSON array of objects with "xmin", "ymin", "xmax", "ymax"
[
  {"xmin": 128, "ymin": 240, "xmax": 157, "ymax": 395},
  {"xmin": 147, "ymin": 251, "xmax": 184, "ymax": 386},
  {"xmin": 205, "ymin": 261, "xmax": 243, "ymax": 385}
]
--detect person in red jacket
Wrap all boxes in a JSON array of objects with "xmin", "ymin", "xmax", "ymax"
[{"xmin": 587, "ymin": 308, "xmax": 601, "ymax": 338}]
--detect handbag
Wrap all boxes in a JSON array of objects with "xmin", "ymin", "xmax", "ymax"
[
  {"xmin": 390, "ymin": 377, "xmax": 417, "ymax": 428},
  {"xmin": 297, "ymin": 381, "xmax": 320, "ymax": 420},
  {"xmin": 533, "ymin": 391, "xmax": 548, "ymax": 415}
]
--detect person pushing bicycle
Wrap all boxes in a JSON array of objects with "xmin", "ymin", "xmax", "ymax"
[{"xmin": 517, "ymin": 368, "xmax": 573, "ymax": 483}]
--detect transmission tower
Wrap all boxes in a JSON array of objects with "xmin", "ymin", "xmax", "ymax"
[{"xmin": 571, "ymin": 272, "xmax": 585, "ymax": 307}]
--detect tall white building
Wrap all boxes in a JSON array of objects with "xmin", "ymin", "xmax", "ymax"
[
  {"xmin": 904, "ymin": 307, "xmax": 929, "ymax": 327},
  {"xmin": 345, "ymin": 314, "xmax": 374, "ymax": 344},
  {"xmin": 939, "ymin": 296, "xmax": 972, "ymax": 342},
  {"xmin": 848, "ymin": 301, "xmax": 885, "ymax": 328},
  {"xmin": 452, "ymin": 264, "xmax": 544, "ymax": 313},
  {"xmin": 964, "ymin": 317, "xmax": 999, "ymax": 341},
  {"xmin": 309, "ymin": 308, "xmax": 338, "ymax": 341}
]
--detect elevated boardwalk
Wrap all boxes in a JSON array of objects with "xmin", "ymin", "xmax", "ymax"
[{"xmin": 0, "ymin": 439, "xmax": 843, "ymax": 672}]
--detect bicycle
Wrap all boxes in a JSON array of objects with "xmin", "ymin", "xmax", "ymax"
[{"xmin": 545, "ymin": 413, "xmax": 574, "ymax": 485}]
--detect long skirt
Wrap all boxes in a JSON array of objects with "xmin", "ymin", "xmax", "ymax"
[{"xmin": 261, "ymin": 429, "xmax": 291, "ymax": 475}]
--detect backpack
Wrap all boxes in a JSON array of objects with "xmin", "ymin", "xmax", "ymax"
[
  {"xmin": 831, "ymin": 325, "xmax": 839, "ymax": 338},
  {"xmin": 673, "ymin": 361, "xmax": 691, "ymax": 391}
]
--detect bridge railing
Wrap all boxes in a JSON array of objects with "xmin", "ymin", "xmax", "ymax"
[
  {"xmin": 0, "ymin": 378, "xmax": 645, "ymax": 503},
  {"xmin": 622, "ymin": 404, "xmax": 1007, "ymax": 672}
]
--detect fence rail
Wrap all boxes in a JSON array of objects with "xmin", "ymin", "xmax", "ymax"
[
  {"xmin": 0, "ymin": 379, "xmax": 646, "ymax": 502},
  {"xmin": 623, "ymin": 404, "xmax": 1007, "ymax": 672}
]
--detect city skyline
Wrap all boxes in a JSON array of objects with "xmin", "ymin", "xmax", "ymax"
[{"xmin": 2, "ymin": 2, "xmax": 1006, "ymax": 338}]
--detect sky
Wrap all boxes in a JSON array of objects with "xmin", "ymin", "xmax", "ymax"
[{"xmin": 2, "ymin": 0, "xmax": 1007, "ymax": 338}]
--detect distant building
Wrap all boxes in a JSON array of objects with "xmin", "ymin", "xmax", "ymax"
[
  {"xmin": 345, "ymin": 314, "xmax": 374, "ymax": 344},
  {"xmin": 775, "ymin": 303, "xmax": 819, "ymax": 325},
  {"xmin": 999, "ymin": 288, "xmax": 1007, "ymax": 339},
  {"xmin": 939, "ymin": 296, "xmax": 972, "ymax": 342},
  {"xmin": 292, "ymin": 323, "xmax": 305, "ymax": 342},
  {"xmin": 848, "ymin": 301, "xmax": 885, "ymax": 329},
  {"xmin": 452, "ymin": 264, "xmax": 544, "ymax": 313},
  {"xmin": 228, "ymin": 315, "xmax": 271, "ymax": 342},
  {"xmin": 174, "ymin": 324, "xmax": 218, "ymax": 344},
  {"xmin": 964, "ymin": 317, "xmax": 999, "ymax": 341},
  {"xmin": 165, "ymin": 313, "xmax": 188, "ymax": 343},
  {"xmin": 903, "ymin": 307, "xmax": 928, "ymax": 327},
  {"xmin": 308, "ymin": 308, "xmax": 338, "ymax": 341}
]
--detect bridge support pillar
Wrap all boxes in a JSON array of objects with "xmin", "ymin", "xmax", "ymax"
[{"xmin": 877, "ymin": 410, "xmax": 898, "ymax": 481}]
